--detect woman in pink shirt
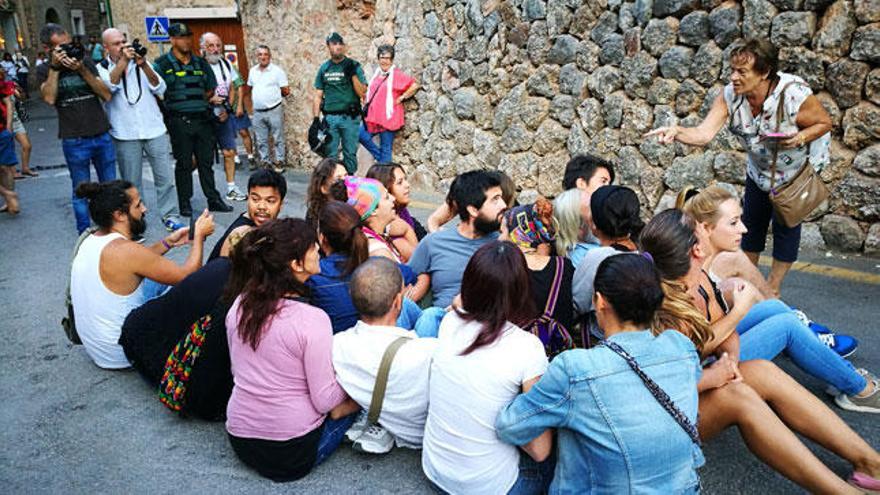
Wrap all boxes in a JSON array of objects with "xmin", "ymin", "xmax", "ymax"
[
  {"xmin": 224, "ymin": 218, "xmax": 359, "ymax": 481},
  {"xmin": 358, "ymin": 44, "xmax": 420, "ymax": 163}
]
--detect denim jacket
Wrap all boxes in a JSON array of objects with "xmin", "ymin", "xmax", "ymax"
[
  {"xmin": 496, "ymin": 330, "xmax": 704, "ymax": 495},
  {"xmin": 307, "ymin": 253, "xmax": 417, "ymax": 334}
]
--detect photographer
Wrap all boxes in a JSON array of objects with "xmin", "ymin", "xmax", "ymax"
[
  {"xmin": 201, "ymin": 32, "xmax": 246, "ymax": 201},
  {"xmin": 37, "ymin": 23, "xmax": 115, "ymax": 234},
  {"xmin": 313, "ymin": 32, "xmax": 367, "ymax": 175},
  {"xmin": 98, "ymin": 28, "xmax": 183, "ymax": 233}
]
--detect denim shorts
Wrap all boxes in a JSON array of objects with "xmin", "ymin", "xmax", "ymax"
[
  {"xmin": 0, "ymin": 129, "xmax": 17, "ymax": 166},
  {"xmin": 215, "ymin": 117, "xmax": 237, "ymax": 150},
  {"xmin": 232, "ymin": 113, "xmax": 251, "ymax": 132}
]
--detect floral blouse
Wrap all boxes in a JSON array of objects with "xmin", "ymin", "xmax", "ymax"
[{"xmin": 723, "ymin": 72, "xmax": 830, "ymax": 192}]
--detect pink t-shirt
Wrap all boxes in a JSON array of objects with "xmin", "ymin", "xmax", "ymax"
[
  {"xmin": 364, "ymin": 67, "xmax": 414, "ymax": 133},
  {"xmin": 225, "ymin": 297, "xmax": 348, "ymax": 441}
]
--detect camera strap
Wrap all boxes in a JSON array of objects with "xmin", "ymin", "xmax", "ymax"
[{"xmin": 121, "ymin": 62, "xmax": 144, "ymax": 105}]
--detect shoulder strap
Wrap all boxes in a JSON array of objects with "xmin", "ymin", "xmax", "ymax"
[
  {"xmin": 542, "ymin": 257, "xmax": 565, "ymax": 316},
  {"xmin": 367, "ymin": 336, "xmax": 410, "ymax": 425},
  {"xmin": 769, "ymin": 81, "xmax": 810, "ymax": 192},
  {"xmin": 602, "ymin": 339, "xmax": 701, "ymax": 445},
  {"xmin": 364, "ymin": 74, "xmax": 389, "ymax": 108}
]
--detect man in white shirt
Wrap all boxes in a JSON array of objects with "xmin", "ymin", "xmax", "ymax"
[
  {"xmin": 247, "ymin": 45, "xmax": 289, "ymax": 173},
  {"xmin": 201, "ymin": 32, "xmax": 246, "ymax": 202},
  {"xmin": 98, "ymin": 28, "xmax": 182, "ymax": 231},
  {"xmin": 333, "ymin": 257, "xmax": 437, "ymax": 454}
]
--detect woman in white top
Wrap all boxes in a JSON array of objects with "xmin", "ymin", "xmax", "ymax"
[
  {"xmin": 646, "ymin": 38, "xmax": 832, "ymax": 298},
  {"xmin": 423, "ymin": 240, "xmax": 553, "ymax": 495}
]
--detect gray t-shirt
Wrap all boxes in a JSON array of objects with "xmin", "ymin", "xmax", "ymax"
[
  {"xmin": 572, "ymin": 246, "xmax": 635, "ymax": 340},
  {"xmin": 408, "ymin": 227, "xmax": 500, "ymax": 308}
]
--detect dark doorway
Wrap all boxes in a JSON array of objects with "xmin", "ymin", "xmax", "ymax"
[{"xmin": 45, "ymin": 8, "xmax": 60, "ymax": 25}]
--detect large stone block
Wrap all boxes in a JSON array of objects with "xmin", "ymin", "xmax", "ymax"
[
  {"xmin": 866, "ymin": 69, "xmax": 880, "ymax": 105},
  {"xmin": 854, "ymin": 0, "xmax": 880, "ymax": 23},
  {"xmin": 499, "ymin": 152, "xmax": 539, "ymax": 189},
  {"xmin": 547, "ymin": 0, "xmax": 573, "ymax": 36},
  {"xmin": 525, "ymin": 0, "xmax": 548, "ymax": 20},
  {"xmin": 708, "ymin": 2, "xmax": 743, "ymax": 47},
  {"xmin": 603, "ymin": 91, "xmax": 627, "ymax": 128},
  {"xmin": 454, "ymin": 122, "xmax": 476, "ymax": 154},
  {"xmin": 551, "ymin": 94, "xmax": 578, "ymax": 126},
  {"xmin": 778, "ymin": 47, "xmax": 825, "ymax": 92},
  {"xmin": 675, "ymin": 79, "xmax": 707, "ymax": 116},
  {"xmin": 640, "ymin": 135, "xmax": 677, "ymax": 167},
  {"xmin": 771, "ymin": 12, "xmax": 818, "ymax": 46},
  {"xmin": 664, "ymin": 152, "xmax": 716, "ymax": 189},
  {"xmin": 621, "ymin": 99, "xmax": 655, "ymax": 144},
  {"xmin": 820, "ymin": 214, "xmax": 865, "ymax": 251},
  {"xmin": 865, "ymin": 223, "xmax": 880, "ymax": 256},
  {"xmin": 691, "ymin": 41, "xmax": 723, "ymax": 86},
  {"xmin": 659, "ymin": 46, "xmax": 694, "ymax": 81},
  {"xmin": 836, "ymin": 171, "xmax": 880, "ymax": 221},
  {"xmin": 850, "ymin": 23, "xmax": 880, "ymax": 64},
  {"xmin": 473, "ymin": 128, "xmax": 501, "ymax": 166},
  {"xmin": 819, "ymin": 139, "xmax": 856, "ymax": 182},
  {"xmin": 617, "ymin": 146, "xmax": 649, "ymax": 188},
  {"xmin": 826, "ymin": 58, "xmax": 870, "ymax": 109},
  {"xmin": 815, "ymin": 91, "xmax": 843, "ymax": 129},
  {"xmin": 568, "ymin": 122, "xmax": 591, "ymax": 155},
  {"xmin": 500, "ymin": 123, "xmax": 535, "ymax": 153},
  {"xmin": 452, "ymin": 87, "xmax": 479, "ymax": 119},
  {"xmin": 571, "ymin": 0, "xmax": 609, "ymax": 36},
  {"xmin": 679, "ymin": 11, "xmax": 711, "ymax": 46},
  {"xmin": 576, "ymin": 40, "xmax": 602, "ymax": 73},
  {"xmin": 533, "ymin": 119, "xmax": 570, "ymax": 155},
  {"xmin": 537, "ymin": 150, "xmax": 571, "ymax": 196},
  {"xmin": 713, "ymin": 151, "xmax": 747, "ymax": 184},
  {"xmin": 842, "ymin": 101, "xmax": 880, "ymax": 148},
  {"xmin": 559, "ymin": 63, "xmax": 587, "ymax": 97},
  {"xmin": 520, "ymin": 97, "xmax": 552, "ymax": 130},
  {"xmin": 547, "ymin": 34, "xmax": 581, "ymax": 65},
  {"xmin": 653, "ymin": 0, "xmax": 701, "ymax": 17},
  {"xmin": 600, "ymin": 34, "xmax": 626, "ymax": 66},
  {"xmin": 578, "ymin": 98, "xmax": 606, "ymax": 136},
  {"xmin": 527, "ymin": 65, "xmax": 560, "ymax": 98},
  {"xmin": 590, "ymin": 128, "xmax": 622, "ymax": 157},
  {"xmin": 591, "ymin": 11, "xmax": 621, "ymax": 44},
  {"xmin": 648, "ymin": 78, "xmax": 681, "ymax": 105},
  {"xmin": 621, "ymin": 51, "xmax": 658, "ymax": 99},
  {"xmin": 588, "ymin": 66, "xmax": 623, "ymax": 100},
  {"xmin": 854, "ymin": 144, "xmax": 880, "ymax": 177},
  {"xmin": 642, "ymin": 18, "xmax": 680, "ymax": 57},
  {"xmin": 743, "ymin": 0, "xmax": 778, "ymax": 39},
  {"xmin": 813, "ymin": 0, "xmax": 859, "ymax": 58}
]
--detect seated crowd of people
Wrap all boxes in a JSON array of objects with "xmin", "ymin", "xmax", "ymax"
[{"xmin": 66, "ymin": 154, "xmax": 879, "ymax": 494}]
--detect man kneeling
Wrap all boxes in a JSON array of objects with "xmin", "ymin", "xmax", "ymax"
[
  {"xmin": 333, "ymin": 257, "xmax": 438, "ymax": 454},
  {"xmin": 71, "ymin": 180, "xmax": 214, "ymax": 369}
]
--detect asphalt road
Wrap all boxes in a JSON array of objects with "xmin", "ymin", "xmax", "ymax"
[{"xmin": 1, "ymin": 99, "xmax": 877, "ymax": 494}]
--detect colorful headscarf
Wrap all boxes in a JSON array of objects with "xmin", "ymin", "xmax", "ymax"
[
  {"xmin": 505, "ymin": 197, "xmax": 556, "ymax": 249},
  {"xmin": 344, "ymin": 176, "xmax": 383, "ymax": 221}
]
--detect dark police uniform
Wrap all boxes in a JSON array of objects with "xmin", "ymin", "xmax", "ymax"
[{"xmin": 154, "ymin": 29, "xmax": 229, "ymax": 215}]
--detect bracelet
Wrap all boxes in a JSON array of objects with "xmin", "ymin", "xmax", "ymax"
[{"xmin": 161, "ymin": 239, "xmax": 172, "ymax": 251}]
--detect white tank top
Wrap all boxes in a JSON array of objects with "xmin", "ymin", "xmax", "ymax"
[{"xmin": 70, "ymin": 233, "xmax": 147, "ymax": 369}]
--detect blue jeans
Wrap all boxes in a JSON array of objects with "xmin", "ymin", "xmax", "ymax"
[
  {"xmin": 358, "ymin": 124, "xmax": 395, "ymax": 163},
  {"xmin": 314, "ymin": 413, "xmax": 357, "ymax": 467},
  {"xmin": 737, "ymin": 299, "xmax": 867, "ymax": 395},
  {"xmin": 63, "ymin": 132, "xmax": 117, "ymax": 233},
  {"xmin": 324, "ymin": 114, "xmax": 360, "ymax": 174},
  {"xmin": 395, "ymin": 297, "xmax": 423, "ymax": 330},
  {"xmin": 430, "ymin": 453, "xmax": 555, "ymax": 495},
  {"xmin": 412, "ymin": 306, "xmax": 446, "ymax": 338}
]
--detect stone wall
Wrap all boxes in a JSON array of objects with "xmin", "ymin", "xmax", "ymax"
[{"xmin": 242, "ymin": 0, "xmax": 879, "ymax": 253}]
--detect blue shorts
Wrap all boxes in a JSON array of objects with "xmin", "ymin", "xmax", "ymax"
[
  {"xmin": 216, "ymin": 117, "xmax": 237, "ymax": 150},
  {"xmin": 0, "ymin": 129, "xmax": 17, "ymax": 166},
  {"xmin": 232, "ymin": 113, "xmax": 251, "ymax": 132}
]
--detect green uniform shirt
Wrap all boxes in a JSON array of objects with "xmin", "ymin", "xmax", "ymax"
[
  {"xmin": 314, "ymin": 57, "xmax": 366, "ymax": 114},
  {"xmin": 154, "ymin": 52, "xmax": 217, "ymax": 114}
]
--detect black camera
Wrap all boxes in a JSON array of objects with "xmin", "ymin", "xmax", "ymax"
[
  {"xmin": 58, "ymin": 43, "xmax": 84, "ymax": 61},
  {"xmin": 130, "ymin": 38, "xmax": 148, "ymax": 58}
]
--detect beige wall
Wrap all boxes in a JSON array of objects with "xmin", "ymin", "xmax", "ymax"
[{"xmin": 108, "ymin": 0, "xmax": 234, "ymax": 51}]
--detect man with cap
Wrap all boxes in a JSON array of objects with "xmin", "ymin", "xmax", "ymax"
[
  {"xmin": 247, "ymin": 45, "xmax": 289, "ymax": 173},
  {"xmin": 153, "ymin": 22, "xmax": 232, "ymax": 217},
  {"xmin": 313, "ymin": 32, "xmax": 367, "ymax": 175}
]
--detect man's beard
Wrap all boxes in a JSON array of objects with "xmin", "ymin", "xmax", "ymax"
[
  {"xmin": 205, "ymin": 52, "xmax": 221, "ymax": 64},
  {"xmin": 129, "ymin": 213, "xmax": 147, "ymax": 238},
  {"xmin": 473, "ymin": 213, "xmax": 502, "ymax": 235}
]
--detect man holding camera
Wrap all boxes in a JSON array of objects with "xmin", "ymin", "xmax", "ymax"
[
  {"xmin": 201, "ymin": 32, "xmax": 246, "ymax": 201},
  {"xmin": 37, "ymin": 23, "xmax": 115, "ymax": 234},
  {"xmin": 153, "ymin": 22, "xmax": 232, "ymax": 217},
  {"xmin": 98, "ymin": 28, "xmax": 183, "ymax": 232},
  {"xmin": 313, "ymin": 32, "xmax": 367, "ymax": 175}
]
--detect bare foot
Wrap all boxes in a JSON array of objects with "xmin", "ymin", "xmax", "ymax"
[{"xmin": 4, "ymin": 191, "xmax": 19, "ymax": 214}]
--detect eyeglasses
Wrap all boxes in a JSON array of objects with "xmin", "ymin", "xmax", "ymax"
[{"xmin": 378, "ymin": 56, "xmax": 393, "ymax": 60}]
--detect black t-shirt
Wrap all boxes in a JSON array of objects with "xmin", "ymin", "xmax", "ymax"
[
  {"xmin": 36, "ymin": 59, "xmax": 110, "ymax": 139},
  {"xmin": 529, "ymin": 256, "xmax": 576, "ymax": 333},
  {"xmin": 208, "ymin": 213, "xmax": 257, "ymax": 261}
]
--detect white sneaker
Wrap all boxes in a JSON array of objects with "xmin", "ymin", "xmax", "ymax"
[
  {"xmin": 226, "ymin": 186, "xmax": 246, "ymax": 202},
  {"xmin": 344, "ymin": 411, "xmax": 368, "ymax": 443},
  {"xmin": 234, "ymin": 155, "xmax": 241, "ymax": 165},
  {"xmin": 352, "ymin": 423, "xmax": 394, "ymax": 454},
  {"xmin": 835, "ymin": 376, "xmax": 880, "ymax": 414}
]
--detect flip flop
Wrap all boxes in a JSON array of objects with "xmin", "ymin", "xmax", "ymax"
[
  {"xmin": 22, "ymin": 170, "xmax": 39, "ymax": 177},
  {"xmin": 13, "ymin": 173, "xmax": 25, "ymax": 180}
]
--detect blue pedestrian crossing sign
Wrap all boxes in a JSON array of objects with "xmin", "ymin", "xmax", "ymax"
[{"xmin": 145, "ymin": 16, "xmax": 170, "ymax": 43}]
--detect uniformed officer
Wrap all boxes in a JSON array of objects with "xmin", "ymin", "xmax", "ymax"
[{"xmin": 154, "ymin": 22, "xmax": 232, "ymax": 216}]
